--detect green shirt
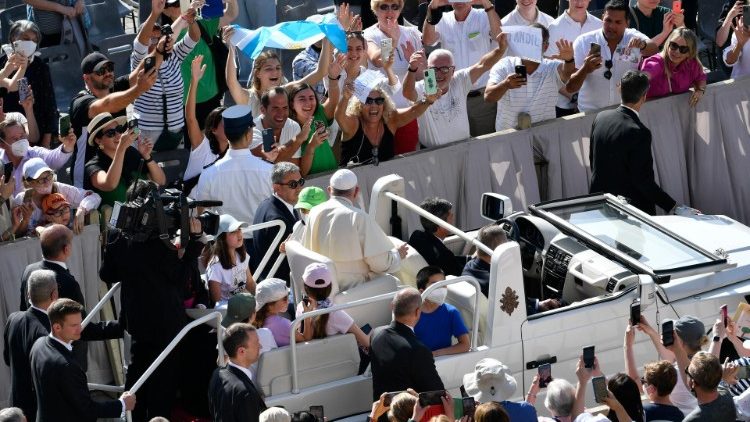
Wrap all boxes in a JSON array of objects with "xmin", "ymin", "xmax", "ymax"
[
  {"xmin": 629, "ymin": 5, "xmax": 670, "ymax": 40},
  {"xmin": 300, "ymin": 105, "xmax": 338, "ymax": 175},
  {"xmin": 179, "ymin": 18, "xmax": 220, "ymax": 103}
]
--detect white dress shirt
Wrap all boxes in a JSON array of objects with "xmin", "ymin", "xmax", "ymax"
[
  {"xmin": 501, "ymin": 7, "xmax": 554, "ymax": 27},
  {"xmin": 31, "ymin": 305, "xmax": 48, "ymax": 314},
  {"xmin": 49, "ymin": 333, "xmax": 73, "ymax": 351},
  {"xmin": 193, "ymin": 148, "xmax": 273, "ymax": 224},
  {"xmin": 573, "ymin": 28, "xmax": 648, "ymax": 112},
  {"xmin": 434, "ymin": 8, "xmax": 494, "ymax": 89},
  {"xmin": 44, "ymin": 259, "xmax": 68, "ymax": 270}
]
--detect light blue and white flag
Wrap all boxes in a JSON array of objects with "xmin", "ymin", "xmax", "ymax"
[{"xmin": 229, "ymin": 14, "xmax": 348, "ymax": 59}]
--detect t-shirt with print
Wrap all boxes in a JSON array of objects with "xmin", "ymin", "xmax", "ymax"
[
  {"xmin": 643, "ymin": 402, "xmax": 683, "ymax": 422},
  {"xmin": 251, "ymin": 116, "xmax": 302, "ymax": 158},
  {"xmin": 488, "ymin": 57, "xmax": 563, "ymax": 131},
  {"xmin": 295, "ymin": 302, "xmax": 355, "ymax": 336},
  {"xmin": 84, "ymin": 147, "xmax": 146, "ymax": 208},
  {"xmin": 414, "ymin": 68, "xmax": 473, "ymax": 148},
  {"xmin": 206, "ymin": 252, "xmax": 250, "ymax": 308},
  {"xmin": 414, "ymin": 303, "xmax": 469, "ymax": 351}
]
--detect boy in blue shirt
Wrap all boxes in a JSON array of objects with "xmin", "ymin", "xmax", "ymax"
[{"xmin": 414, "ymin": 266, "xmax": 470, "ymax": 357}]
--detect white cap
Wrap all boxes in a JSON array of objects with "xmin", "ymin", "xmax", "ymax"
[
  {"xmin": 329, "ymin": 169, "xmax": 357, "ymax": 191},
  {"xmin": 22, "ymin": 157, "xmax": 53, "ymax": 180},
  {"xmin": 216, "ymin": 214, "xmax": 249, "ymax": 236},
  {"xmin": 255, "ymin": 278, "xmax": 289, "ymax": 310}
]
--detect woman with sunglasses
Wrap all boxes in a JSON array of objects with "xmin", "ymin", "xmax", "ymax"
[
  {"xmin": 364, "ymin": 0, "xmax": 424, "ymax": 154},
  {"xmin": 13, "ymin": 157, "xmax": 100, "ymax": 235},
  {"xmin": 84, "ymin": 112, "xmax": 166, "ymax": 209},
  {"xmin": 336, "ymin": 83, "xmax": 438, "ymax": 166},
  {"xmin": 640, "ymin": 28, "xmax": 706, "ymax": 106}
]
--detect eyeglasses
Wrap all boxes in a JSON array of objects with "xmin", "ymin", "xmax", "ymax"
[
  {"xmin": 32, "ymin": 172, "xmax": 54, "ymax": 184},
  {"xmin": 46, "ymin": 205, "xmax": 70, "ymax": 217},
  {"xmin": 365, "ymin": 97, "xmax": 386, "ymax": 105},
  {"xmin": 603, "ymin": 60, "xmax": 613, "ymax": 80},
  {"xmin": 276, "ymin": 178, "xmax": 305, "ymax": 189},
  {"xmin": 94, "ymin": 63, "xmax": 114, "ymax": 76},
  {"xmin": 429, "ymin": 65, "xmax": 455, "ymax": 74},
  {"xmin": 668, "ymin": 42, "xmax": 690, "ymax": 54},
  {"xmin": 378, "ymin": 3, "xmax": 400, "ymax": 11},
  {"xmin": 684, "ymin": 368, "xmax": 694, "ymax": 380},
  {"xmin": 100, "ymin": 125, "xmax": 126, "ymax": 138}
]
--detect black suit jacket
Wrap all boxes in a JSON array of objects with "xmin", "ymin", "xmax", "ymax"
[
  {"xmin": 589, "ymin": 106, "xmax": 676, "ymax": 215},
  {"xmin": 251, "ymin": 196, "xmax": 298, "ymax": 280},
  {"xmin": 408, "ymin": 230, "xmax": 465, "ymax": 276},
  {"xmin": 208, "ymin": 365, "xmax": 267, "ymax": 422},
  {"xmin": 370, "ymin": 321, "xmax": 445, "ymax": 400},
  {"xmin": 19, "ymin": 260, "xmax": 91, "ymax": 369},
  {"xmin": 3, "ymin": 308, "xmax": 50, "ymax": 421},
  {"xmin": 30, "ymin": 336, "xmax": 122, "ymax": 422}
]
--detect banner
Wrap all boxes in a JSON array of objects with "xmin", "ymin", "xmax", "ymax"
[{"xmin": 503, "ymin": 25, "xmax": 543, "ymax": 62}]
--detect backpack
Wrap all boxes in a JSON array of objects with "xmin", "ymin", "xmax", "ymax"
[{"xmin": 197, "ymin": 21, "xmax": 230, "ymax": 96}]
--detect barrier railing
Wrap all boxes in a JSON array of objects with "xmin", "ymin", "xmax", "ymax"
[
  {"xmin": 81, "ymin": 282, "xmax": 121, "ymax": 329},
  {"xmin": 242, "ymin": 220, "xmax": 287, "ymax": 280}
]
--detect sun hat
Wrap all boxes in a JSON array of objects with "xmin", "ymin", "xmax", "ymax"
[{"xmin": 463, "ymin": 358, "xmax": 517, "ymax": 403}]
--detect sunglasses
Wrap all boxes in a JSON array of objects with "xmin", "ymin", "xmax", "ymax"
[
  {"xmin": 378, "ymin": 3, "xmax": 400, "ymax": 11},
  {"xmin": 46, "ymin": 205, "xmax": 70, "ymax": 217},
  {"xmin": 100, "ymin": 125, "xmax": 127, "ymax": 138},
  {"xmin": 277, "ymin": 178, "xmax": 305, "ymax": 189},
  {"xmin": 429, "ymin": 65, "xmax": 455, "ymax": 74},
  {"xmin": 603, "ymin": 60, "xmax": 613, "ymax": 80},
  {"xmin": 365, "ymin": 97, "xmax": 386, "ymax": 105},
  {"xmin": 668, "ymin": 41, "xmax": 690, "ymax": 54},
  {"xmin": 32, "ymin": 172, "xmax": 54, "ymax": 184},
  {"xmin": 94, "ymin": 63, "xmax": 114, "ymax": 76}
]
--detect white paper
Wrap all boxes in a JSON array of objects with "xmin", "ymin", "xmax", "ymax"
[
  {"xmin": 503, "ymin": 26, "xmax": 543, "ymax": 63},
  {"xmin": 353, "ymin": 69, "xmax": 387, "ymax": 104}
]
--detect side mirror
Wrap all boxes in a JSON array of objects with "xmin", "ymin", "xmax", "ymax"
[{"xmin": 481, "ymin": 193, "xmax": 512, "ymax": 222}]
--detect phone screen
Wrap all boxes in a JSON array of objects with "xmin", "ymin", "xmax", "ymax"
[
  {"xmin": 589, "ymin": 43, "xmax": 601, "ymax": 56},
  {"xmin": 515, "ymin": 65, "xmax": 527, "ymax": 81},
  {"xmin": 3, "ymin": 162, "xmax": 12, "ymax": 183},
  {"xmin": 630, "ymin": 302, "xmax": 641, "ymax": 326},
  {"xmin": 738, "ymin": 366, "xmax": 750, "ymax": 379},
  {"xmin": 592, "ymin": 376, "xmax": 607, "ymax": 403},
  {"xmin": 380, "ymin": 38, "xmax": 393, "ymax": 62},
  {"xmin": 262, "ymin": 128, "xmax": 274, "ymax": 152},
  {"xmin": 309, "ymin": 405, "xmax": 324, "ymax": 422},
  {"xmin": 538, "ymin": 363, "xmax": 552, "ymax": 388},
  {"xmin": 144, "ymin": 56, "xmax": 156, "ymax": 73},
  {"xmin": 462, "ymin": 397, "xmax": 476, "ymax": 418},
  {"xmin": 18, "ymin": 78, "xmax": 30, "ymax": 102},
  {"xmin": 721, "ymin": 304, "xmax": 729, "ymax": 328},
  {"xmin": 424, "ymin": 68, "xmax": 438, "ymax": 96},
  {"xmin": 672, "ymin": 0, "xmax": 681, "ymax": 13},
  {"xmin": 662, "ymin": 320, "xmax": 674, "ymax": 347},
  {"xmin": 59, "ymin": 113, "xmax": 71, "ymax": 136},
  {"xmin": 419, "ymin": 390, "xmax": 446, "ymax": 407},
  {"xmin": 583, "ymin": 345, "xmax": 595, "ymax": 368}
]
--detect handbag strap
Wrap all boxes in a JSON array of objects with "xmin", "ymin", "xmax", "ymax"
[{"xmin": 157, "ymin": 70, "xmax": 168, "ymax": 131}]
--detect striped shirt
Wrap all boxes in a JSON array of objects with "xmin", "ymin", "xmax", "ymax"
[{"xmin": 130, "ymin": 36, "xmax": 197, "ymax": 132}]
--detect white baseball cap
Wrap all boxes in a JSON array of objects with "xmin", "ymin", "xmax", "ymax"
[
  {"xmin": 22, "ymin": 157, "xmax": 53, "ymax": 180},
  {"xmin": 255, "ymin": 278, "xmax": 289, "ymax": 310}
]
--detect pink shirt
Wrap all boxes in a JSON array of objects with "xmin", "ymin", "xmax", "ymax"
[{"xmin": 640, "ymin": 54, "xmax": 706, "ymax": 99}]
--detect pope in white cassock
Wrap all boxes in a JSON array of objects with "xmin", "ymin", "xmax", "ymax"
[{"xmin": 302, "ymin": 169, "xmax": 409, "ymax": 292}]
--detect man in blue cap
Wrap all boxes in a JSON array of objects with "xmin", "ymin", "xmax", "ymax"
[{"xmin": 194, "ymin": 105, "xmax": 273, "ymax": 251}]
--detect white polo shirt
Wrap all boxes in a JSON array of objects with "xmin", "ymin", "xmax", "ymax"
[
  {"xmin": 488, "ymin": 57, "xmax": 563, "ymax": 131},
  {"xmin": 547, "ymin": 11, "xmax": 603, "ymax": 109},
  {"xmin": 251, "ymin": 116, "xmax": 302, "ymax": 158},
  {"xmin": 723, "ymin": 32, "xmax": 750, "ymax": 79},
  {"xmin": 435, "ymin": 8, "xmax": 494, "ymax": 89},
  {"xmin": 572, "ymin": 28, "xmax": 648, "ymax": 112},
  {"xmin": 501, "ymin": 7, "xmax": 554, "ymax": 27},
  {"xmin": 414, "ymin": 68, "xmax": 473, "ymax": 148}
]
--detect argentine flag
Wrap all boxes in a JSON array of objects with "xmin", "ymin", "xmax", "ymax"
[{"xmin": 229, "ymin": 14, "xmax": 348, "ymax": 60}]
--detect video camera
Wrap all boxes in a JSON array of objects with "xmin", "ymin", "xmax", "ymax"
[{"xmin": 109, "ymin": 183, "xmax": 221, "ymax": 246}]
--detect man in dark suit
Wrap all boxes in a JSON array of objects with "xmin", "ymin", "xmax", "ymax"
[
  {"xmin": 409, "ymin": 197, "xmax": 468, "ymax": 276},
  {"xmin": 4, "ymin": 270, "xmax": 57, "ymax": 421},
  {"xmin": 208, "ymin": 323, "xmax": 267, "ymax": 421},
  {"xmin": 589, "ymin": 70, "xmax": 677, "ymax": 215},
  {"xmin": 18, "ymin": 225, "xmax": 90, "ymax": 369},
  {"xmin": 251, "ymin": 162, "xmax": 302, "ymax": 280},
  {"xmin": 370, "ymin": 287, "xmax": 445, "ymax": 400},
  {"xmin": 29, "ymin": 298, "xmax": 135, "ymax": 422}
]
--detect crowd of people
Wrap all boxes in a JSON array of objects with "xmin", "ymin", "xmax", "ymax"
[{"xmin": 1, "ymin": 0, "xmax": 748, "ymax": 420}]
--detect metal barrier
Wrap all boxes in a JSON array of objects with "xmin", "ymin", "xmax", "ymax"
[
  {"xmin": 242, "ymin": 220, "xmax": 287, "ymax": 280},
  {"xmin": 81, "ymin": 282, "xmax": 121, "ymax": 328},
  {"xmin": 420, "ymin": 276, "xmax": 481, "ymax": 351}
]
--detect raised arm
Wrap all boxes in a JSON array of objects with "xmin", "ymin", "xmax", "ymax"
[
  {"xmin": 186, "ymin": 55, "xmax": 207, "ymax": 150},
  {"xmin": 421, "ymin": 0, "xmax": 447, "ymax": 47},
  {"xmin": 91, "ymin": 133, "xmax": 136, "ymax": 192},
  {"xmin": 718, "ymin": 2, "xmax": 744, "ymax": 46},
  {"xmin": 624, "ymin": 324, "xmax": 643, "ymax": 392},
  {"xmin": 20, "ymin": 86, "xmax": 40, "ymax": 145},
  {"xmin": 566, "ymin": 52, "xmax": 602, "ymax": 94},
  {"xmin": 468, "ymin": 32, "xmax": 507, "ymax": 85},
  {"xmin": 138, "ymin": 0, "xmax": 165, "ymax": 47},
  {"xmin": 89, "ymin": 69, "xmax": 157, "ymax": 118},
  {"xmin": 391, "ymin": 91, "xmax": 440, "ymax": 128},
  {"xmin": 402, "ymin": 49, "xmax": 426, "ymax": 102},
  {"xmin": 137, "ymin": 136, "xmax": 167, "ymax": 186},
  {"xmin": 218, "ymin": 0, "xmax": 239, "ymax": 27},
  {"xmin": 222, "ymin": 26, "xmax": 251, "ymax": 105},
  {"xmin": 322, "ymin": 54, "xmax": 345, "ymax": 120},
  {"xmin": 335, "ymin": 83, "xmax": 359, "ymax": 139},
  {"xmin": 297, "ymin": 39, "xmax": 333, "ymax": 88}
]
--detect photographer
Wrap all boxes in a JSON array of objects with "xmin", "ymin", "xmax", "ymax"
[{"xmin": 99, "ymin": 180, "xmax": 207, "ymax": 420}]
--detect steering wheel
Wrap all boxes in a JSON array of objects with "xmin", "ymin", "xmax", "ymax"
[{"xmin": 496, "ymin": 218, "xmax": 520, "ymax": 242}]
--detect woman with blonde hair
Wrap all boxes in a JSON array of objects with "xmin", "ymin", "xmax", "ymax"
[
  {"xmin": 336, "ymin": 82, "xmax": 438, "ymax": 166},
  {"xmin": 640, "ymin": 28, "xmax": 706, "ymax": 105}
]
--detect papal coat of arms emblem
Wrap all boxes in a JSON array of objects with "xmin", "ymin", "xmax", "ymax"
[{"xmin": 499, "ymin": 286, "xmax": 519, "ymax": 316}]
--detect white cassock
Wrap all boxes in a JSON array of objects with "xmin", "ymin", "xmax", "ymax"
[{"xmin": 302, "ymin": 196, "xmax": 401, "ymax": 292}]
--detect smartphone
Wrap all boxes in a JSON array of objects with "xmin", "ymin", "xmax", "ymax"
[
  {"xmin": 589, "ymin": 42, "xmax": 601, "ymax": 56},
  {"xmin": 418, "ymin": 390, "xmax": 446, "ymax": 407},
  {"xmin": 59, "ymin": 113, "xmax": 71, "ymax": 137},
  {"xmin": 662, "ymin": 319, "xmax": 675, "ymax": 347},
  {"xmin": 515, "ymin": 64, "xmax": 527, "ymax": 81},
  {"xmin": 18, "ymin": 78, "xmax": 30, "ymax": 102},
  {"xmin": 3, "ymin": 161, "xmax": 12, "ymax": 183},
  {"xmin": 308, "ymin": 405, "xmax": 324, "ymax": 422},
  {"xmin": 538, "ymin": 363, "xmax": 552, "ymax": 388},
  {"xmin": 144, "ymin": 56, "xmax": 156, "ymax": 73},
  {"xmin": 630, "ymin": 301, "xmax": 641, "ymax": 326},
  {"xmin": 745, "ymin": 6, "xmax": 750, "ymax": 28},
  {"xmin": 592, "ymin": 375, "xmax": 608, "ymax": 403},
  {"xmin": 672, "ymin": 0, "xmax": 681, "ymax": 13},
  {"xmin": 262, "ymin": 128, "xmax": 274, "ymax": 152},
  {"xmin": 361, "ymin": 323, "xmax": 372, "ymax": 335},
  {"xmin": 127, "ymin": 118, "xmax": 139, "ymax": 136},
  {"xmin": 313, "ymin": 120, "xmax": 326, "ymax": 134},
  {"xmin": 583, "ymin": 345, "xmax": 595, "ymax": 369},
  {"xmin": 380, "ymin": 38, "xmax": 393, "ymax": 62},
  {"xmin": 738, "ymin": 366, "xmax": 750, "ymax": 379},
  {"xmin": 721, "ymin": 304, "xmax": 729, "ymax": 328},
  {"xmin": 302, "ymin": 295, "xmax": 310, "ymax": 306},
  {"xmin": 424, "ymin": 68, "xmax": 438, "ymax": 96},
  {"xmin": 383, "ymin": 391, "xmax": 404, "ymax": 407},
  {"xmin": 462, "ymin": 397, "xmax": 476, "ymax": 418}
]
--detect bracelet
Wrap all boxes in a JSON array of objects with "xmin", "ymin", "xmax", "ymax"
[
  {"xmin": 696, "ymin": 87, "xmax": 705, "ymax": 92},
  {"xmin": 484, "ymin": 5, "xmax": 495, "ymax": 12},
  {"xmin": 143, "ymin": 156, "xmax": 154, "ymax": 164},
  {"xmin": 408, "ymin": 66, "xmax": 418, "ymax": 73},
  {"xmin": 640, "ymin": 39, "xmax": 647, "ymax": 50},
  {"xmin": 328, "ymin": 74, "xmax": 341, "ymax": 80}
]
